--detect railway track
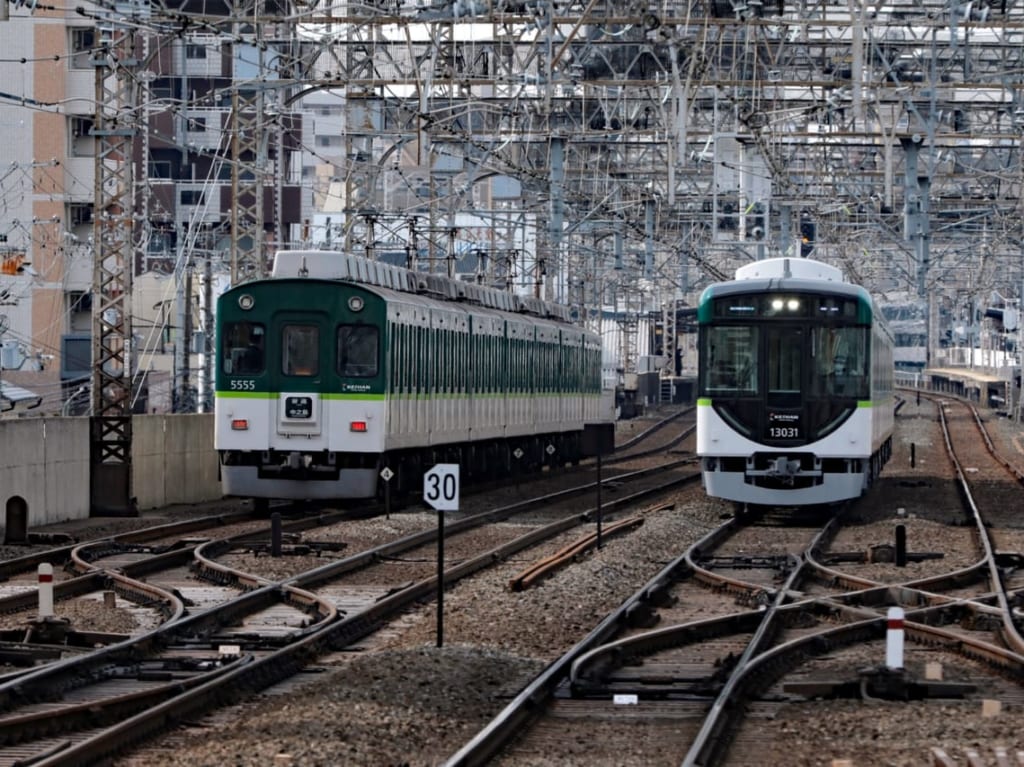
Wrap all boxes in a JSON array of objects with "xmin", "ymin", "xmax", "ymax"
[
  {"xmin": 0, "ymin": 410, "xmax": 699, "ymax": 765},
  {"xmin": 445, "ymin": 395, "xmax": 1024, "ymax": 766}
]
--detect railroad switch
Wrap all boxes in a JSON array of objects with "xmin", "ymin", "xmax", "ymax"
[
  {"xmin": 242, "ymin": 541, "xmax": 349, "ymax": 557},
  {"xmin": 699, "ymin": 555, "xmax": 793, "ymax": 571},
  {"xmin": 624, "ymin": 602, "xmax": 659, "ymax": 629},
  {"xmin": 994, "ymin": 552, "xmax": 1024, "ymax": 570},
  {"xmin": 783, "ymin": 667, "xmax": 976, "ymax": 701},
  {"xmin": 24, "ymin": 615, "xmax": 72, "ymax": 645},
  {"xmin": 25, "ymin": 532, "xmax": 76, "ymax": 546},
  {"xmin": 822, "ymin": 546, "xmax": 943, "ymax": 565}
]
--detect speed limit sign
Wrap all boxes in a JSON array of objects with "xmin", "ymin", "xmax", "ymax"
[{"xmin": 423, "ymin": 464, "xmax": 460, "ymax": 511}]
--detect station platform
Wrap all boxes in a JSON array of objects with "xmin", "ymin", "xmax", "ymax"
[{"xmin": 921, "ymin": 367, "xmax": 1014, "ymax": 409}]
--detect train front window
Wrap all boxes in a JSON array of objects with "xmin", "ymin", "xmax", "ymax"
[
  {"xmin": 222, "ymin": 321, "xmax": 265, "ymax": 375},
  {"xmin": 766, "ymin": 326, "xmax": 803, "ymax": 402},
  {"xmin": 812, "ymin": 326, "xmax": 868, "ymax": 397},
  {"xmin": 282, "ymin": 324, "xmax": 319, "ymax": 377},
  {"xmin": 703, "ymin": 326, "xmax": 759, "ymax": 394},
  {"xmin": 337, "ymin": 324, "xmax": 379, "ymax": 377}
]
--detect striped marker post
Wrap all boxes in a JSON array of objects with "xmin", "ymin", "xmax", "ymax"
[
  {"xmin": 38, "ymin": 563, "xmax": 55, "ymax": 618},
  {"xmin": 886, "ymin": 606, "xmax": 904, "ymax": 669}
]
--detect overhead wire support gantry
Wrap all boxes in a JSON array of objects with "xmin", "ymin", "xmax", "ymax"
[{"xmin": 90, "ymin": 0, "xmax": 143, "ymax": 515}]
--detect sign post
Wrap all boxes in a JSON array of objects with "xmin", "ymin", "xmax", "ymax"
[
  {"xmin": 423, "ymin": 463, "xmax": 459, "ymax": 648},
  {"xmin": 380, "ymin": 466, "xmax": 394, "ymax": 519},
  {"xmin": 582, "ymin": 423, "xmax": 616, "ymax": 550}
]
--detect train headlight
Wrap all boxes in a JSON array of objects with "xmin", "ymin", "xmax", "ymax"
[
  {"xmin": 348, "ymin": 296, "xmax": 365, "ymax": 312},
  {"xmin": 771, "ymin": 299, "xmax": 783, "ymax": 311},
  {"xmin": 787, "ymin": 298, "xmax": 800, "ymax": 311},
  {"xmin": 238, "ymin": 294, "xmax": 255, "ymax": 311}
]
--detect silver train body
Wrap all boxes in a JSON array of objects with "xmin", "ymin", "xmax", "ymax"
[{"xmin": 214, "ymin": 250, "xmax": 610, "ymax": 502}]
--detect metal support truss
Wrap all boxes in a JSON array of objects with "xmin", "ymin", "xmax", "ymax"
[
  {"xmin": 230, "ymin": 85, "xmax": 266, "ymax": 284},
  {"xmin": 90, "ymin": 9, "xmax": 139, "ymax": 516}
]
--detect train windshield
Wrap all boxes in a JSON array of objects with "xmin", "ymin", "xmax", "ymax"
[
  {"xmin": 703, "ymin": 326, "xmax": 759, "ymax": 394},
  {"xmin": 810, "ymin": 326, "xmax": 869, "ymax": 398},
  {"xmin": 282, "ymin": 324, "xmax": 319, "ymax": 377},
  {"xmin": 337, "ymin": 324, "xmax": 379, "ymax": 377},
  {"xmin": 222, "ymin": 321, "xmax": 265, "ymax": 375},
  {"xmin": 701, "ymin": 322, "xmax": 869, "ymax": 399},
  {"xmin": 765, "ymin": 326, "xmax": 803, "ymax": 407}
]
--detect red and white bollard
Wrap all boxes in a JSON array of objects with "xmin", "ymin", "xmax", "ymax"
[
  {"xmin": 886, "ymin": 606, "xmax": 905, "ymax": 669},
  {"xmin": 38, "ymin": 563, "xmax": 54, "ymax": 618}
]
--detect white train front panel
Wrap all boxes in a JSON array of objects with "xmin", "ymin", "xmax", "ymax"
[{"xmin": 697, "ymin": 401, "xmax": 880, "ymax": 505}]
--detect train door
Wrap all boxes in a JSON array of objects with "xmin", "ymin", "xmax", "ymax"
[
  {"xmin": 763, "ymin": 325, "xmax": 804, "ymax": 440},
  {"xmin": 271, "ymin": 312, "xmax": 325, "ymax": 439}
]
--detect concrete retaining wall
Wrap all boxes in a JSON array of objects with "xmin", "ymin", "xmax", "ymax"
[{"xmin": 1, "ymin": 414, "xmax": 220, "ymax": 534}]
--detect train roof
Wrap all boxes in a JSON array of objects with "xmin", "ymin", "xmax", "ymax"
[
  {"xmin": 268, "ymin": 249, "xmax": 575, "ymax": 324},
  {"xmin": 734, "ymin": 257, "xmax": 844, "ymax": 283},
  {"xmin": 697, "ymin": 256, "xmax": 891, "ymax": 329},
  {"xmin": 701, "ymin": 257, "xmax": 869, "ymax": 302}
]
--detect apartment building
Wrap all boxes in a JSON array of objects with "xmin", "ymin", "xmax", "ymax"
[{"xmin": 0, "ymin": 2, "xmax": 304, "ymax": 414}]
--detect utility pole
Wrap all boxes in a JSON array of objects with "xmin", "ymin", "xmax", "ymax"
[
  {"xmin": 229, "ymin": 1, "xmax": 269, "ymax": 286},
  {"xmin": 901, "ymin": 134, "xmax": 931, "ymax": 370},
  {"xmin": 90, "ymin": 6, "xmax": 140, "ymax": 516}
]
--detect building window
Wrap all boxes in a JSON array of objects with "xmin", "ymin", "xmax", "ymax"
[
  {"xmin": 187, "ymin": 116, "xmax": 207, "ymax": 133},
  {"xmin": 148, "ymin": 161, "xmax": 173, "ymax": 179},
  {"xmin": 69, "ymin": 116, "xmax": 95, "ymax": 157},
  {"xmin": 67, "ymin": 203, "xmax": 93, "ymax": 227},
  {"xmin": 67, "ymin": 291, "xmax": 92, "ymax": 333},
  {"xmin": 180, "ymin": 190, "xmax": 205, "ymax": 206},
  {"xmin": 185, "ymin": 44, "xmax": 207, "ymax": 59},
  {"xmin": 69, "ymin": 28, "xmax": 95, "ymax": 70}
]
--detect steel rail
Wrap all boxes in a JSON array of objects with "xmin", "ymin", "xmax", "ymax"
[{"xmin": 25, "ymin": 465, "xmax": 700, "ymax": 766}]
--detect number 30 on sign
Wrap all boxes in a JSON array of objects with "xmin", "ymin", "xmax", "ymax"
[{"xmin": 423, "ymin": 464, "xmax": 460, "ymax": 511}]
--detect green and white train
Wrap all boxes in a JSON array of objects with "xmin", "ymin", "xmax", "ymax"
[
  {"xmin": 215, "ymin": 250, "xmax": 608, "ymax": 503},
  {"xmin": 696, "ymin": 257, "xmax": 895, "ymax": 510}
]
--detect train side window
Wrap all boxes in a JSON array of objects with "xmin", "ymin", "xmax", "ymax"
[
  {"xmin": 282, "ymin": 324, "xmax": 319, "ymax": 377},
  {"xmin": 337, "ymin": 324, "xmax": 379, "ymax": 377},
  {"xmin": 223, "ymin": 321, "xmax": 265, "ymax": 375}
]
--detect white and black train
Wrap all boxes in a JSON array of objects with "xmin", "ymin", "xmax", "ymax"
[{"xmin": 696, "ymin": 258, "xmax": 895, "ymax": 510}]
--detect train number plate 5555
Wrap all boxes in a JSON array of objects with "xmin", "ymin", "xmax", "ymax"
[{"xmin": 285, "ymin": 396, "xmax": 313, "ymax": 419}]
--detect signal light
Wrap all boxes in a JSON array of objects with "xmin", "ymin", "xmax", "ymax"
[
  {"xmin": 349, "ymin": 421, "xmax": 368, "ymax": 432},
  {"xmin": 231, "ymin": 419, "xmax": 248, "ymax": 430}
]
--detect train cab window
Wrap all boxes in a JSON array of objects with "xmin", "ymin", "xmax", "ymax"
[
  {"xmin": 702, "ymin": 326, "xmax": 759, "ymax": 394},
  {"xmin": 282, "ymin": 324, "xmax": 319, "ymax": 377},
  {"xmin": 337, "ymin": 324, "xmax": 379, "ymax": 377},
  {"xmin": 813, "ymin": 326, "xmax": 868, "ymax": 397},
  {"xmin": 223, "ymin": 322, "xmax": 265, "ymax": 375},
  {"xmin": 766, "ymin": 326, "xmax": 803, "ymax": 399}
]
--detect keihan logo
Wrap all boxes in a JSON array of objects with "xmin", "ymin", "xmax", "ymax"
[{"xmin": 344, "ymin": 383, "xmax": 372, "ymax": 392}]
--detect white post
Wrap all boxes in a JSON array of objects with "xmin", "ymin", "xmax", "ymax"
[
  {"xmin": 38, "ymin": 563, "xmax": 54, "ymax": 618},
  {"xmin": 886, "ymin": 606, "xmax": 905, "ymax": 669}
]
